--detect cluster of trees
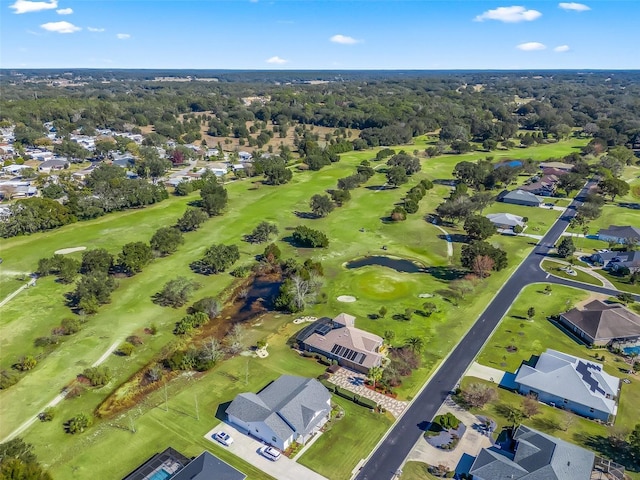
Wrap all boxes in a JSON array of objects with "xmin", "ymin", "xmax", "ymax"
[
  {"xmin": 291, "ymin": 225, "xmax": 329, "ymax": 248},
  {"xmin": 190, "ymin": 244, "xmax": 240, "ymax": 275},
  {"xmin": 384, "ymin": 152, "xmax": 421, "ymax": 188},
  {"xmin": 337, "ymin": 161, "xmax": 375, "ymax": 190},
  {"xmin": 0, "ymin": 438, "xmax": 52, "ymax": 480},
  {"xmin": 153, "ymin": 277, "xmax": 201, "ymax": 308},
  {"xmin": 253, "ymin": 156, "xmax": 293, "ymax": 185},
  {"xmin": 391, "ymin": 179, "xmax": 434, "ymax": 221},
  {"xmin": 461, "ymin": 241, "xmax": 508, "ymax": 277},
  {"xmin": 81, "ymin": 366, "xmax": 112, "ymax": 387},
  {"xmin": 436, "ymin": 186, "xmax": 495, "ymax": 224},
  {"xmin": 1, "ymin": 165, "xmax": 169, "ymax": 238}
]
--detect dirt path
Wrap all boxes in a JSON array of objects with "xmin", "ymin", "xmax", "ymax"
[{"xmin": 1, "ymin": 338, "xmax": 123, "ymax": 443}]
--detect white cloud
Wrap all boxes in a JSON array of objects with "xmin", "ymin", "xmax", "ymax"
[
  {"xmin": 559, "ymin": 2, "xmax": 590, "ymax": 11},
  {"xmin": 517, "ymin": 41, "xmax": 546, "ymax": 51},
  {"xmin": 10, "ymin": 0, "xmax": 57, "ymax": 14},
  {"xmin": 330, "ymin": 34, "xmax": 360, "ymax": 45},
  {"xmin": 88, "ymin": 27, "xmax": 105, "ymax": 32},
  {"xmin": 474, "ymin": 6, "xmax": 542, "ymax": 23},
  {"xmin": 40, "ymin": 20, "xmax": 81, "ymax": 33},
  {"xmin": 116, "ymin": 33, "xmax": 131, "ymax": 39},
  {"xmin": 266, "ymin": 56, "xmax": 288, "ymax": 65},
  {"xmin": 56, "ymin": 7, "xmax": 72, "ymax": 14},
  {"xmin": 554, "ymin": 44, "xmax": 570, "ymax": 52}
]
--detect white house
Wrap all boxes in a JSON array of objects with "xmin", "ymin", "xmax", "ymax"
[
  {"xmin": 486, "ymin": 213, "xmax": 525, "ymax": 231},
  {"xmin": 226, "ymin": 375, "xmax": 331, "ymax": 450},
  {"xmin": 38, "ymin": 159, "xmax": 70, "ymax": 173},
  {"xmin": 514, "ymin": 349, "xmax": 620, "ymax": 422},
  {"xmin": 2, "ymin": 164, "xmax": 32, "ymax": 176},
  {"xmin": 238, "ymin": 151, "xmax": 253, "ymax": 162}
]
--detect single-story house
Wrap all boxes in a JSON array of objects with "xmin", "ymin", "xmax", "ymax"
[
  {"xmin": 238, "ymin": 151, "xmax": 253, "ymax": 162},
  {"xmin": 559, "ymin": 300, "xmax": 640, "ymax": 347},
  {"xmin": 541, "ymin": 166, "xmax": 569, "ymax": 177},
  {"xmin": 519, "ymin": 174, "xmax": 558, "ymax": 196},
  {"xmin": 597, "ymin": 225, "xmax": 640, "ymax": 245},
  {"xmin": 296, "ymin": 313, "xmax": 384, "ymax": 373},
  {"xmin": 38, "ymin": 159, "xmax": 70, "ymax": 173},
  {"xmin": 226, "ymin": 375, "xmax": 331, "ymax": 451},
  {"xmin": 469, "ymin": 425, "xmax": 594, "ymax": 480},
  {"xmin": 498, "ymin": 189, "xmax": 543, "ymax": 207},
  {"xmin": 122, "ymin": 447, "xmax": 245, "ymax": 480},
  {"xmin": 591, "ymin": 250, "xmax": 640, "ymax": 272},
  {"xmin": 206, "ymin": 163, "xmax": 228, "ymax": 177},
  {"xmin": 1, "ymin": 164, "xmax": 31, "ymax": 176},
  {"xmin": 539, "ymin": 161, "xmax": 574, "ymax": 171},
  {"xmin": 72, "ymin": 165, "xmax": 96, "ymax": 182},
  {"xmin": 514, "ymin": 349, "xmax": 620, "ymax": 422},
  {"xmin": 112, "ymin": 155, "xmax": 135, "ymax": 168},
  {"xmin": 486, "ymin": 213, "xmax": 525, "ymax": 231}
]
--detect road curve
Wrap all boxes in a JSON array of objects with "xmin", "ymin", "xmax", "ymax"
[{"xmin": 354, "ymin": 180, "xmax": 606, "ymax": 480}]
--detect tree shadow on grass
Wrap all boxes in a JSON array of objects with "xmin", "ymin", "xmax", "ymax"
[
  {"xmin": 294, "ymin": 211, "xmax": 321, "ymax": 220},
  {"xmin": 437, "ymin": 233, "xmax": 467, "ymax": 244},
  {"xmin": 426, "ymin": 266, "xmax": 466, "ymax": 281},
  {"xmin": 573, "ymin": 432, "xmax": 640, "ymax": 473},
  {"xmin": 365, "ymin": 185, "xmax": 395, "ymax": 192}
]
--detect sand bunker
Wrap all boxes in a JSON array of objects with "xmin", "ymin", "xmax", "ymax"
[
  {"xmin": 293, "ymin": 316, "xmax": 317, "ymax": 325},
  {"xmin": 54, "ymin": 246, "xmax": 87, "ymax": 255},
  {"xmin": 337, "ymin": 295, "xmax": 357, "ymax": 303}
]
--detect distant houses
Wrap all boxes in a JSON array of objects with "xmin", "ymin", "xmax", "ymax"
[
  {"xmin": 559, "ymin": 300, "xmax": 640, "ymax": 347},
  {"xmin": 597, "ymin": 225, "xmax": 640, "ymax": 245},
  {"xmin": 513, "ymin": 349, "xmax": 620, "ymax": 422},
  {"xmin": 38, "ymin": 159, "xmax": 70, "ymax": 173},
  {"xmin": 498, "ymin": 189, "xmax": 543, "ymax": 207},
  {"xmin": 295, "ymin": 313, "xmax": 384, "ymax": 374},
  {"xmin": 469, "ymin": 425, "xmax": 595, "ymax": 480}
]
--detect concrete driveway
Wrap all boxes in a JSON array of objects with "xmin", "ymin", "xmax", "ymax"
[{"xmin": 204, "ymin": 423, "xmax": 327, "ymax": 480}]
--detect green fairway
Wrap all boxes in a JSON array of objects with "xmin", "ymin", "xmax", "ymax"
[
  {"xmin": 540, "ymin": 259, "xmax": 603, "ymax": 286},
  {"xmin": 0, "ymin": 138, "xmax": 593, "ymax": 478}
]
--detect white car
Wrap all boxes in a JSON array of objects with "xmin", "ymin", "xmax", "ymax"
[
  {"xmin": 259, "ymin": 445, "xmax": 281, "ymax": 461},
  {"xmin": 213, "ymin": 431, "xmax": 234, "ymax": 446}
]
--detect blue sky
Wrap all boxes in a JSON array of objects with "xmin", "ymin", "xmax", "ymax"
[{"xmin": 1, "ymin": 0, "xmax": 638, "ymax": 69}]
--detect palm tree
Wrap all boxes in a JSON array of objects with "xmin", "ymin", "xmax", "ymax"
[
  {"xmin": 405, "ymin": 336, "xmax": 424, "ymax": 354},
  {"xmin": 367, "ymin": 366, "xmax": 383, "ymax": 391}
]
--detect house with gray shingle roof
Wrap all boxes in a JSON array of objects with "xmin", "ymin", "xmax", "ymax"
[
  {"xmin": 559, "ymin": 300, "xmax": 640, "ymax": 347},
  {"xmin": 486, "ymin": 212, "xmax": 525, "ymax": 231},
  {"xmin": 225, "ymin": 375, "xmax": 331, "ymax": 450},
  {"xmin": 498, "ymin": 189, "xmax": 543, "ymax": 207},
  {"xmin": 514, "ymin": 349, "xmax": 620, "ymax": 422},
  {"xmin": 469, "ymin": 425, "xmax": 595, "ymax": 480},
  {"xmin": 597, "ymin": 225, "xmax": 640, "ymax": 245}
]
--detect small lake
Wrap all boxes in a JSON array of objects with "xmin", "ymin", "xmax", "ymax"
[{"xmin": 345, "ymin": 256, "xmax": 426, "ymax": 273}]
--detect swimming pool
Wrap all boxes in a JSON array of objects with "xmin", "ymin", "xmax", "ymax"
[
  {"xmin": 623, "ymin": 346, "xmax": 640, "ymax": 356},
  {"xmin": 149, "ymin": 469, "xmax": 172, "ymax": 480}
]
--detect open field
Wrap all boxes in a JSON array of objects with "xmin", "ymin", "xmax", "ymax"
[
  {"xmin": 399, "ymin": 462, "xmax": 440, "ymax": 480},
  {"xmin": 0, "ymin": 138, "xmax": 589, "ymax": 478},
  {"xmin": 540, "ymin": 259, "xmax": 603, "ymax": 286}
]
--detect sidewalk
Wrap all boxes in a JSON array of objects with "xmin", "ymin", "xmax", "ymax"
[{"xmin": 546, "ymin": 257, "xmax": 616, "ymax": 289}]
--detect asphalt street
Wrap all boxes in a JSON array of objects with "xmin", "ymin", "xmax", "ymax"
[{"xmin": 353, "ymin": 179, "xmax": 635, "ymax": 480}]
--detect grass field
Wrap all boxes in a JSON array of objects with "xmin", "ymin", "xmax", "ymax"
[
  {"xmin": 0, "ymin": 138, "xmax": 590, "ymax": 479},
  {"xmin": 400, "ymin": 462, "xmax": 440, "ymax": 480},
  {"xmin": 540, "ymin": 259, "xmax": 603, "ymax": 286}
]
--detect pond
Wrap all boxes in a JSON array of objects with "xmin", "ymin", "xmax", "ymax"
[{"xmin": 345, "ymin": 256, "xmax": 426, "ymax": 274}]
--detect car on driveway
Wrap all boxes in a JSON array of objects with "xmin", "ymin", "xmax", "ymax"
[
  {"xmin": 213, "ymin": 431, "xmax": 234, "ymax": 446},
  {"xmin": 259, "ymin": 445, "xmax": 281, "ymax": 461}
]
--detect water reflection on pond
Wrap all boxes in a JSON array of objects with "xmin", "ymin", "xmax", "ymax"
[{"xmin": 345, "ymin": 256, "xmax": 426, "ymax": 273}]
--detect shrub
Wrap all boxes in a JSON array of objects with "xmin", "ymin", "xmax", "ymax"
[
  {"xmin": 14, "ymin": 355, "xmax": 37, "ymax": 372},
  {"xmin": 65, "ymin": 413, "xmax": 92, "ymax": 434},
  {"xmin": 117, "ymin": 342, "xmax": 135, "ymax": 356},
  {"xmin": 61, "ymin": 317, "xmax": 81, "ymax": 335},
  {"xmin": 81, "ymin": 366, "xmax": 111, "ymax": 387},
  {"xmin": 39, "ymin": 407, "xmax": 55, "ymax": 422}
]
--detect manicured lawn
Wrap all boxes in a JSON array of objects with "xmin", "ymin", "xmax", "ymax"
[
  {"xmin": 567, "ymin": 204, "xmax": 640, "ymax": 237},
  {"xmin": 476, "ymin": 284, "xmax": 592, "ymax": 372},
  {"xmin": 598, "ymin": 270, "xmax": 640, "ymax": 295},
  {"xmin": 540, "ymin": 259, "xmax": 603, "ymax": 286},
  {"xmin": 400, "ymin": 462, "xmax": 440, "ymax": 480},
  {"xmin": 298, "ymin": 395, "xmax": 393, "ymax": 480},
  {"xmin": 483, "ymin": 202, "xmax": 561, "ymax": 236},
  {"xmin": 0, "ymin": 138, "xmax": 589, "ymax": 478}
]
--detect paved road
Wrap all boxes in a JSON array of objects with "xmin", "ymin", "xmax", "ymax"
[{"xmin": 353, "ymin": 179, "xmax": 636, "ymax": 480}]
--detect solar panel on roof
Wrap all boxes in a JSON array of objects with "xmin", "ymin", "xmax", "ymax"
[
  {"xmin": 348, "ymin": 350, "xmax": 358, "ymax": 361},
  {"xmin": 356, "ymin": 353, "xmax": 367, "ymax": 365},
  {"xmin": 331, "ymin": 344, "xmax": 341, "ymax": 354}
]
